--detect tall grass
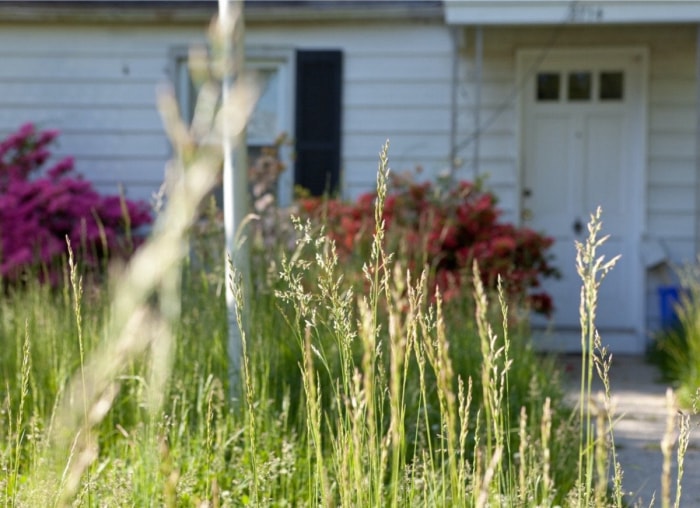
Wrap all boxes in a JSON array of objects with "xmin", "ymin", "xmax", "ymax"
[
  {"xmin": 2, "ymin": 157, "xmax": 692, "ymax": 506},
  {"xmin": 575, "ymin": 206, "xmax": 623, "ymax": 507},
  {"xmin": 652, "ymin": 261, "xmax": 700, "ymax": 408},
  {"xmin": 0, "ymin": 13, "xmax": 694, "ymax": 507}
]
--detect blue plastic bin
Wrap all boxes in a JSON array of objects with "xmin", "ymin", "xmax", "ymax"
[{"xmin": 658, "ymin": 285, "xmax": 681, "ymax": 329}]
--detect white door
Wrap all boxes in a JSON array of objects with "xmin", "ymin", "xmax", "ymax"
[{"xmin": 519, "ymin": 50, "xmax": 646, "ymax": 353}]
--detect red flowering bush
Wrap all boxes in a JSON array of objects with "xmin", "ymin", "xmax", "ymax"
[
  {"xmin": 0, "ymin": 123, "xmax": 152, "ymax": 283},
  {"xmin": 299, "ymin": 173, "xmax": 558, "ymax": 316}
]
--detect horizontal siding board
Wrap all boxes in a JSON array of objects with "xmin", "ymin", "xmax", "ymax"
[
  {"xmin": 0, "ymin": 55, "xmax": 170, "ymax": 81},
  {"xmin": 473, "ymin": 133, "xmax": 516, "ymax": 159},
  {"xmin": 93, "ymin": 182, "xmax": 158, "ymax": 203},
  {"xmin": 0, "ymin": 82, "xmax": 160, "ymax": 107},
  {"xmin": 343, "ymin": 183, "xmax": 381, "ymax": 201},
  {"xmin": 345, "ymin": 82, "xmax": 452, "ymax": 108},
  {"xmin": 456, "ymin": 108, "xmax": 516, "ymax": 136},
  {"xmin": 650, "ymin": 51, "xmax": 696, "ymax": 79},
  {"xmin": 456, "ymin": 158, "xmax": 515, "ymax": 185},
  {"xmin": 54, "ymin": 132, "xmax": 169, "ymax": 158},
  {"xmin": 345, "ymin": 54, "xmax": 452, "ymax": 81},
  {"xmin": 647, "ymin": 213, "xmax": 696, "ymax": 240},
  {"xmin": 649, "ymin": 106, "xmax": 696, "ymax": 132},
  {"xmin": 648, "ymin": 159, "xmax": 696, "ymax": 186},
  {"xmin": 457, "ymin": 80, "xmax": 519, "ymax": 109},
  {"xmin": 94, "ymin": 180, "xmax": 162, "ymax": 193},
  {"xmin": 0, "ymin": 106, "xmax": 163, "ymax": 133},
  {"xmin": 343, "ymin": 157, "xmax": 450, "ymax": 182},
  {"xmin": 660, "ymin": 238, "xmax": 697, "ymax": 263},
  {"xmin": 344, "ymin": 107, "xmax": 450, "ymax": 135},
  {"xmin": 648, "ymin": 186, "xmax": 696, "ymax": 213},
  {"xmin": 343, "ymin": 156, "xmax": 449, "ymax": 170},
  {"xmin": 247, "ymin": 23, "xmax": 451, "ymax": 55},
  {"xmin": 0, "ymin": 25, "xmax": 204, "ymax": 56},
  {"xmin": 74, "ymin": 157, "xmax": 167, "ymax": 183},
  {"xmin": 484, "ymin": 184, "xmax": 517, "ymax": 212},
  {"xmin": 649, "ymin": 133, "xmax": 697, "ymax": 159},
  {"xmin": 465, "ymin": 60, "xmax": 514, "ymax": 82},
  {"xmin": 21, "ymin": 155, "xmax": 167, "ymax": 203},
  {"xmin": 649, "ymin": 78, "xmax": 697, "ymax": 105},
  {"xmin": 345, "ymin": 133, "xmax": 449, "ymax": 160}
]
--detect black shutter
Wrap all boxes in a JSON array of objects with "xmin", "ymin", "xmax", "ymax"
[{"xmin": 295, "ymin": 50, "xmax": 342, "ymax": 196}]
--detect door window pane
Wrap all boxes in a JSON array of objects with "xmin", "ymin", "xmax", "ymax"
[
  {"xmin": 248, "ymin": 69, "xmax": 279, "ymax": 144},
  {"xmin": 599, "ymin": 71, "xmax": 624, "ymax": 100},
  {"xmin": 536, "ymin": 72, "xmax": 560, "ymax": 101},
  {"xmin": 568, "ymin": 72, "xmax": 591, "ymax": 101}
]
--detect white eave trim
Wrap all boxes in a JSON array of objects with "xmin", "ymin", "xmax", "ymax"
[
  {"xmin": 0, "ymin": 1, "xmax": 443, "ymax": 25},
  {"xmin": 445, "ymin": 1, "xmax": 700, "ymax": 25}
]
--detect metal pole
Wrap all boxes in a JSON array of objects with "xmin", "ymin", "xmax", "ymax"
[
  {"xmin": 473, "ymin": 25, "xmax": 483, "ymax": 179},
  {"xmin": 696, "ymin": 24, "xmax": 700, "ymax": 257},
  {"xmin": 219, "ymin": 0, "xmax": 249, "ymax": 398},
  {"xmin": 449, "ymin": 26, "xmax": 460, "ymax": 180}
]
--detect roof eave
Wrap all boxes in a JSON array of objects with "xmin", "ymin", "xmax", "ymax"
[
  {"xmin": 444, "ymin": 0, "xmax": 700, "ymax": 25},
  {"xmin": 0, "ymin": 3, "xmax": 215, "ymax": 24},
  {"xmin": 246, "ymin": 1, "xmax": 443, "ymax": 23},
  {"xmin": 0, "ymin": 1, "xmax": 443, "ymax": 25}
]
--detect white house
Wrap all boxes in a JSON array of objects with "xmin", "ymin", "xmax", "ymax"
[{"xmin": 0, "ymin": 0, "xmax": 698, "ymax": 353}]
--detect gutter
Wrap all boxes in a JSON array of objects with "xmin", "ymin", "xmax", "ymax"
[
  {"xmin": 0, "ymin": 2, "xmax": 216, "ymax": 24},
  {"xmin": 0, "ymin": 1, "xmax": 443, "ymax": 25},
  {"xmin": 444, "ymin": 0, "xmax": 700, "ymax": 26},
  {"xmin": 245, "ymin": 1, "xmax": 443, "ymax": 22}
]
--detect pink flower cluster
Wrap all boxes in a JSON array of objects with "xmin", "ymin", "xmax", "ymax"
[
  {"xmin": 299, "ymin": 173, "xmax": 558, "ymax": 316},
  {"xmin": 0, "ymin": 123, "xmax": 152, "ymax": 282}
]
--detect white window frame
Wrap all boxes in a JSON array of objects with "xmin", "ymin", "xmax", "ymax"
[{"xmin": 170, "ymin": 45, "xmax": 295, "ymax": 207}]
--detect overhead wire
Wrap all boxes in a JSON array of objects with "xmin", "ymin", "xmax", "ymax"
[{"xmin": 453, "ymin": 6, "xmax": 580, "ymax": 159}]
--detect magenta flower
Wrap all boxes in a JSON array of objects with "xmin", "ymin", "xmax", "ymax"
[{"xmin": 0, "ymin": 123, "xmax": 153, "ymax": 283}]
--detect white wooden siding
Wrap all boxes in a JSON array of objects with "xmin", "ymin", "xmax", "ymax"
[
  {"xmin": 1, "ymin": 17, "xmax": 697, "ymax": 335},
  {"xmin": 457, "ymin": 25, "xmax": 698, "ymax": 331},
  {"xmin": 0, "ymin": 24, "xmax": 206, "ymax": 201},
  {"xmin": 0, "ymin": 21, "xmax": 454, "ymax": 204},
  {"xmin": 247, "ymin": 22, "xmax": 454, "ymax": 199},
  {"xmin": 647, "ymin": 28, "xmax": 696, "ymax": 327}
]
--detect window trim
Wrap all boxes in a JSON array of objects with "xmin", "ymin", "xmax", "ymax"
[{"xmin": 169, "ymin": 45, "xmax": 296, "ymax": 206}]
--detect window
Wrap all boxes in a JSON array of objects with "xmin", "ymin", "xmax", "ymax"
[
  {"xmin": 173, "ymin": 47, "xmax": 343, "ymax": 203},
  {"xmin": 567, "ymin": 72, "xmax": 591, "ymax": 101},
  {"xmin": 173, "ymin": 48, "xmax": 295, "ymax": 205},
  {"xmin": 175, "ymin": 56, "xmax": 283, "ymax": 147},
  {"xmin": 536, "ymin": 72, "xmax": 560, "ymax": 101},
  {"xmin": 245, "ymin": 66, "xmax": 284, "ymax": 171},
  {"xmin": 294, "ymin": 50, "xmax": 343, "ymax": 197},
  {"xmin": 599, "ymin": 71, "xmax": 624, "ymax": 100},
  {"xmin": 247, "ymin": 69, "xmax": 279, "ymax": 147},
  {"xmin": 535, "ymin": 68, "xmax": 626, "ymax": 105}
]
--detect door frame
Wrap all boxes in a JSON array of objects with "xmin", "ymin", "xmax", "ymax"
[{"xmin": 515, "ymin": 46, "xmax": 649, "ymax": 351}]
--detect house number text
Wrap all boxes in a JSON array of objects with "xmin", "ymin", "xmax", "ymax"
[{"xmin": 568, "ymin": 2, "xmax": 604, "ymax": 23}]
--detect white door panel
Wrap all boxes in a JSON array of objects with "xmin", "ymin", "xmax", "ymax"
[{"xmin": 520, "ymin": 50, "xmax": 645, "ymax": 353}]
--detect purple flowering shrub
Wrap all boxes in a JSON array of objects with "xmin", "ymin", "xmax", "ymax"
[{"xmin": 0, "ymin": 123, "xmax": 152, "ymax": 283}]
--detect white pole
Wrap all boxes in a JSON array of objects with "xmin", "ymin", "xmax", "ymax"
[
  {"xmin": 473, "ymin": 25, "xmax": 483, "ymax": 179},
  {"xmin": 218, "ymin": 0, "xmax": 248, "ymax": 398},
  {"xmin": 696, "ymin": 25, "xmax": 700, "ymax": 257}
]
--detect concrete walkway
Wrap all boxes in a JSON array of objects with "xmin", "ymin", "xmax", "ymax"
[{"xmin": 560, "ymin": 355, "xmax": 700, "ymax": 507}]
